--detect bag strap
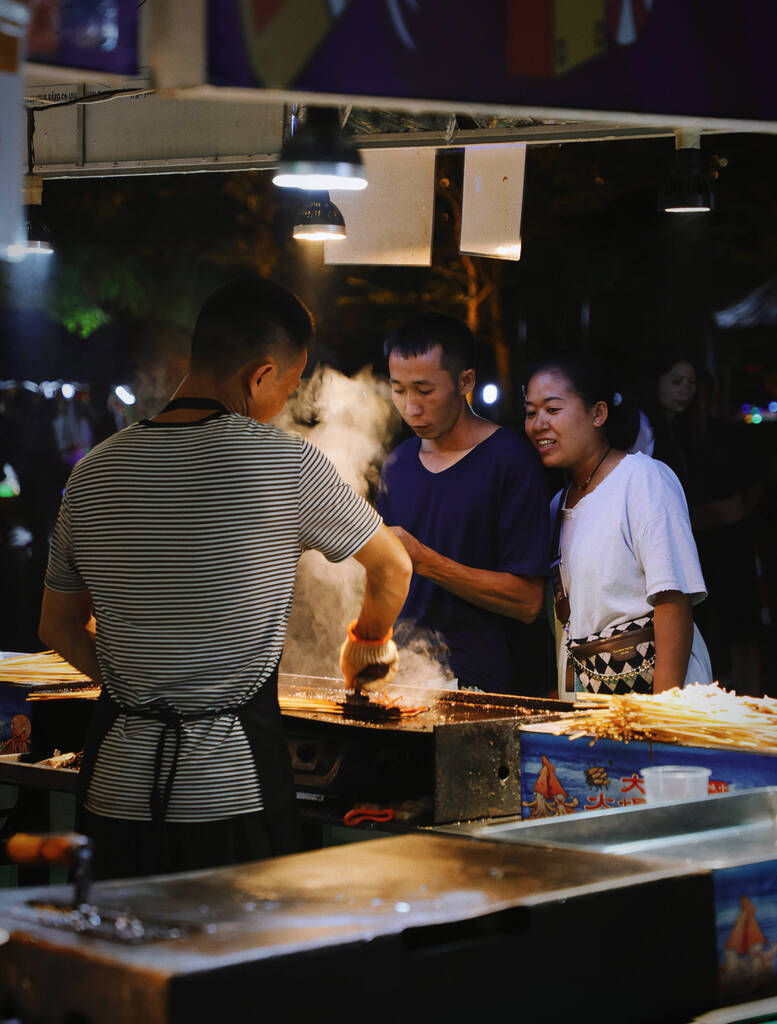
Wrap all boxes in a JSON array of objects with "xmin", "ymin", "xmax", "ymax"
[{"xmin": 549, "ymin": 488, "xmax": 566, "ymax": 566}]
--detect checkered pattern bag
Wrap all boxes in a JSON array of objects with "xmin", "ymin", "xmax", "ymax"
[{"xmin": 567, "ymin": 615, "xmax": 655, "ymax": 695}]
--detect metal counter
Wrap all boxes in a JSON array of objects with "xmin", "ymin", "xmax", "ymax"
[
  {"xmin": 436, "ymin": 788, "xmax": 777, "ymax": 868},
  {"xmin": 436, "ymin": 788, "xmax": 777, "ymax": 1006},
  {"xmin": 0, "ymin": 832, "xmax": 716, "ymax": 1024}
]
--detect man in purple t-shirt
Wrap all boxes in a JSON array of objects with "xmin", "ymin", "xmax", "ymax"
[{"xmin": 378, "ymin": 314, "xmax": 550, "ymax": 694}]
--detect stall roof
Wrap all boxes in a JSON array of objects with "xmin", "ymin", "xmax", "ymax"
[{"xmin": 20, "ymin": 1, "xmax": 777, "ymax": 180}]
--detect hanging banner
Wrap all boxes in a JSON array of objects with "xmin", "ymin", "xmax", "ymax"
[
  {"xmin": 460, "ymin": 144, "xmax": 526, "ymax": 262},
  {"xmin": 25, "ymin": 0, "xmax": 139, "ymax": 75},
  {"xmin": 208, "ymin": 0, "xmax": 777, "ymax": 125},
  {"xmin": 0, "ymin": 0, "xmax": 27, "ymax": 259},
  {"xmin": 323, "ymin": 147, "xmax": 436, "ymax": 266}
]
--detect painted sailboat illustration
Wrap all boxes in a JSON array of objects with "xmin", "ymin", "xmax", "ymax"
[{"xmin": 721, "ymin": 895, "xmax": 777, "ymax": 994}]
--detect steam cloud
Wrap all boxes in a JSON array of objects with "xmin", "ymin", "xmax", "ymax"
[{"xmin": 276, "ymin": 366, "xmax": 455, "ymax": 688}]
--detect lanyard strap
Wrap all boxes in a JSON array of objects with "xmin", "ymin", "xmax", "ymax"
[{"xmin": 159, "ymin": 397, "xmax": 229, "ymax": 414}]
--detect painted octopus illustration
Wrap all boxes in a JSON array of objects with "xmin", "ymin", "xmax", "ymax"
[
  {"xmin": 720, "ymin": 895, "xmax": 777, "ymax": 995},
  {"xmin": 1, "ymin": 714, "xmax": 31, "ymax": 754},
  {"xmin": 523, "ymin": 755, "xmax": 579, "ymax": 818}
]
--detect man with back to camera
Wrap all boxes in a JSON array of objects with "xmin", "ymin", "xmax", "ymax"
[
  {"xmin": 378, "ymin": 313, "xmax": 549, "ymax": 694},
  {"xmin": 38, "ymin": 277, "xmax": 411, "ymax": 879}
]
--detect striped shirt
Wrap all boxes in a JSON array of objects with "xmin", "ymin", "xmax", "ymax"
[{"xmin": 45, "ymin": 413, "xmax": 381, "ymax": 822}]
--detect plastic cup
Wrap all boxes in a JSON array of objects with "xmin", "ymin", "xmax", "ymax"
[{"xmin": 640, "ymin": 765, "xmax": 711, "ymax": 803}]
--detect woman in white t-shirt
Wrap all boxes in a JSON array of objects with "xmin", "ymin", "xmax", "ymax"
[{"xmin": 524, "ymin": 356, "xmax": 712, "ymax": 701}]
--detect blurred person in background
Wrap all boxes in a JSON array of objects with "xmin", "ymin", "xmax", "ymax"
[
  {"xmin": 641, "ymin": 350, "xmax": 700, "ymax": 491},
  {"xmin": 684, "ymin": 370, "xmax": 764, "ymax": 695}
]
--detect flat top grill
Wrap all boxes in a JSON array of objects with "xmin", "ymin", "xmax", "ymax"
[{"xmin": 278, "ymin": 673, "xmax": 568, "ymax": 732}]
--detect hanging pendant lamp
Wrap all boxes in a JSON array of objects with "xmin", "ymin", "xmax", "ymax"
[
  {"xmin": 273, "ymin": 107, "xmax": 367, "ymax": 192},
  {"xmin": 293, "ymin": 193, "xmax": 347, "ymax": 241}
]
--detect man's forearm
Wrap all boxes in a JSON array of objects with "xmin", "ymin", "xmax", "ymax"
[
  {"xmin": 39, "ymin": 590, "xmax": 103, "ymax": 685},
  {"xmin": 652, "ymin": 592, "xmax": 693, "ymax": 693},
  {"xmin": 43, "ymin": 623, "xmax": 103, "ymax": 684},
  {"xmin": 416, "ymin": 546, "xmax": 543, "ymax": 622},
  {"xmin": 355, "ymin": 567, "xmax": 411, "ymax": 640},
  {"xmin": 351, "ymin": 526, "xmax": 413, "ymax": 641}
]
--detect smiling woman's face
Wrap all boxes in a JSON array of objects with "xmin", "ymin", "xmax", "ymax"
[{"xmin": 524, "ymin": 370, "xmax": 605, "ymax": 470}]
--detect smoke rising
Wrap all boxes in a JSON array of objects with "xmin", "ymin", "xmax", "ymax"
[{"xmin": 276, "ymin": 365, "xmax": 455, "ymax": 688}]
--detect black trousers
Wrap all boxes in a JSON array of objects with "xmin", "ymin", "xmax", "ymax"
[{"xmin": 83, "ymin": 808, "xmax": 276, "ymax": 880}]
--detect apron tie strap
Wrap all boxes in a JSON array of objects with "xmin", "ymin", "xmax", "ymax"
[{"xmin": 114, "ymin": 701, "xmax": 243, "ymax": 869}]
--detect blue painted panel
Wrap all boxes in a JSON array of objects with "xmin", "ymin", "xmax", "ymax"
[
  {"xmin": 520, "ymin": 731, "xmax": 777, "ymax": 819},
  {"xmin": 714, "ymin": 862, "xmax": 777, "ymax": 1001},
  {"xmin": 0, "ymin": 682, "xmax": 32, "ymax": 754}
]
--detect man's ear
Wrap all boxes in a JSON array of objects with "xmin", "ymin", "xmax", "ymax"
[
  {"xmin": 243, "ymin": 359, "xmax": 275, "ymax": 397},
  {"xmin": 459, "ymin": 368, "xmax": 475, "ymax": 395}
]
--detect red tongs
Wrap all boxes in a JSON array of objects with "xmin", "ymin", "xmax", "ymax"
[{"xmin": 343, "ymin": 806, "xmax": 395, "ymax": 827}]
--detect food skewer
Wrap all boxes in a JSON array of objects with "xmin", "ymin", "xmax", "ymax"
[
  {"xmin": 535, "ymin": 684, "xmax": 777, "ymax": 753},
  {"xmin": 4, "ymin": 652, "xmax": 427, "ymax": 717}
]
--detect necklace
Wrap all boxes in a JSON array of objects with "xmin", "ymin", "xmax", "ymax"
[{"xmin": 573, "ymin": 446, "xmax": 612, "ymax": 491}]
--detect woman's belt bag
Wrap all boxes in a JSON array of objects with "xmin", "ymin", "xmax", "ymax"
[{"xmin": 566, "ymin": 615, "xmax": 655, "ymax": 695}]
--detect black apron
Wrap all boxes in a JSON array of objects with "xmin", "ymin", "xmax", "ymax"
[{"xmin": 77, "ymin": 397, "xmax": 299, "ymax": 867}]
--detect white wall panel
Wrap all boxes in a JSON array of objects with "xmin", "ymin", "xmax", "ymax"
[
  {"xmin": 324, "ymin": 147, "xmax": 436, "ymax": 266},
  {"xmin": 460, "ymin": 143, "xmax": 526, "ymax": 261}
]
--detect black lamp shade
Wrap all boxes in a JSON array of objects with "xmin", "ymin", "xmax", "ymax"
[
  {"xmin": 658, "ymin": 148, "xmax": 714, "ymax": 213},
  {"xmin": 274, "ymin": 107, "xmax": 367, "ymax": 191},
  {"xmin": 293, "ymin": 194, "xmax": 347, "ymax": 241},
  {"xmin": 24, "ymin": 204, "xmax": 54, "ymax": 253}
]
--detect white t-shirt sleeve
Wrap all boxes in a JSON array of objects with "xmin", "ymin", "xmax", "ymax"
[
  {"xmin": 627, "ymin": 410, "xmax": 655, "ymax": 456},
  {"xmin": 631, "ymin": 461, "xmax": 707, "ymax": 606},
  {"xmin": 298, "ymin": 440, "xmax": 381, "ymax": 562}
]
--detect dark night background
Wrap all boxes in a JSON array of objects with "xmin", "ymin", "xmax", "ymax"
[{"xmin": 1, "ymin": 132, "xmax": 775, "ymax": 691}]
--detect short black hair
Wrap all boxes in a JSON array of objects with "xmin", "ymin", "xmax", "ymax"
[
  {"xmin": 190, "ymin": 277, "xmax": 313, "ymax": 377},
  {"xmin": 384, "ymin": 313, "xmax": 476, "ymax": 382}
]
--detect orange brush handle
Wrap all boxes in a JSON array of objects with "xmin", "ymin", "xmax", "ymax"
[{"xmin": 5, "ymin": 832, "xmax": 90, "ymax": 867}]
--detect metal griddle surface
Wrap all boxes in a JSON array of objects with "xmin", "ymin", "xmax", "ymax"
[
  {"xmin": 278, "ymin": 673, "xmax": 568, "ymax": 732},
  {"xmin": 0, "ymin": 834, "xmax": 703, "ymax": 972},
  {"xmin": 438, "ymin": 787, "xmax": 777, "ymax": 869}
]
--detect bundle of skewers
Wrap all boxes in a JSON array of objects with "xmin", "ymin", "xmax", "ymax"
[
  {"xmin": 280, "ymin": 691, "xmax": 428, "ymax": 718},
  {"xmin": 536, "ymin": 684, "xmax": 777, "ymax": 753},
  {"xmin": 0, "ymin": 651, "xmax": 92, "ymax": 687},
  {"xmin": 2, "ymin": 652, "xmax": 427, "ymax": 717}
]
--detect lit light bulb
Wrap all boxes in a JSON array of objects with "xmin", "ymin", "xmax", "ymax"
[
  {"xmin": 482, "ymin": 384, "xmax": 499, "ymax": 405},
  {"xmin": 273, "ymin": 172, "xmax": 367, "ymax": 191},
  {"xmin": 114, "ymin": 385, "xmax": 136, "ymax": 406}
]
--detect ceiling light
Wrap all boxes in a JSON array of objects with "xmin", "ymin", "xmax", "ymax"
[
  {"xmin": 24, "ymin": 205, "xmax": 54, "ymax": 253},
  {"xmin": 293, "ymin": 194, "xmax": 347, "ymax": 242},
  {"xmin": 7, "ymin": 204, "xmax": 54, "ymax": 258},
  {"xmin": 658, "ymin": 130, "xmax": 713, "ymax": 214},
  {"xmin": 273, "ymin": 107, "xmax": 367, "ymax": 192}
]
